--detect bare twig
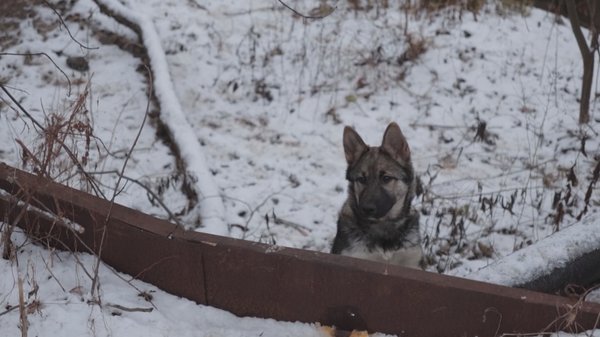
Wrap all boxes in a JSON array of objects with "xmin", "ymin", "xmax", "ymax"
[
  {"xmin": 577, "ymin": 158, "xmax": 600, "ymax": 220},
  {"xmin": 3, "ymin": 188, "xmax": 159, "ymax": 311},
  {"xmin": 2, "ymin": 171, "xmax": 161, "ymax": 314},
  {"xmin": 17, "ymin": 275, "xmax": 28, "ymax": 337},
  {"xmin": 91, "ymin": 0, "xmax": 142, "ymax": 36},
  {"xmin": 409, "ymin": 123, "xmax": 472, "ymax": 130},
  {"xmin": 0, "ymin": 189, "xmax": 85, "ymax": 234},
  {"xmin": 223, "ymin": 6, "xmax": 282, "ymax": 16},
  {"xmin": 0, "ymin": 84, "xmax": 106, "ymax": 199},
  {"xmin": 99, "ymin": 262, "xmax": 158, "ymax": 310},
  {"xmin": 0, "ymin": 305, "xmax": 18, "ymax": 317},
  {"xmin": 15, "ymin": 140, "xmax": 44, "ymax": 172},
  {"xmin": 271, "ymin": 211, "xmax": 310, "ymax": 236},
  {"xmin": 91, "ymin": 65, "xmax": 152, "ymax": 298},
  {"xmin": 127, "ymin": 255, "xmax": 177, "ymax": 283},
  {"xmin": 41, "ymin": 0, "xmax": 98, "ymax": 51},
  {"xmin": 500, "ymin": 287, "xmax": 596, "ymax": 336},
  {"xmin": 186, "ymin": 0, "xmax": 209, "ymax": 12},
  {"xmin": 2, "ymin": 194, "xmax": 31, "ymax": 260},
  {"xmin": 0, "ymin": 52, "xmax": 72, "ymax": 96},
  {"xmin": 39, "ymin": 252, "xmax": 67, "ymax": 293},
  {"xmin": 86, "ymin": 170, "xmax": 183, "ymax": 227},
  {"xmin": 235, "ymin": 187, "xmax": 286, "ymax": 239},
  {"xmin": 277, "ymin": 0, "xmax": 335, "ymax": 19},
  {"xmin": 107, "ymin": 303, "xmax": 153, "ymax": 313}
]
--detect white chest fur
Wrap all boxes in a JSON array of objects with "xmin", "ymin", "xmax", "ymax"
[{"xmin": 340, "ymin": 241, "xmax": 422, "ymax": 268}]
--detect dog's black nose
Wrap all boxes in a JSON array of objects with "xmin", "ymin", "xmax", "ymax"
[{"xmin": 361, "ymin": 205, "xmax": 376, "ymax": 216}]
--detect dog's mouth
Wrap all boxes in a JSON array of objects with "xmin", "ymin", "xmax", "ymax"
[
  {"xmin": 358, "ymin": 205, "xmax": 393, "ymax": 221},
  {"xmin": 359, "ymin": 212, "xmax": 389, "ymax": 222}
]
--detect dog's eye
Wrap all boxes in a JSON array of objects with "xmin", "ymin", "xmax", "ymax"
[
  {"xmin": 381, "ymin": 175, "xmax": 395, "ymax": 183},
  {"xmin": 355, "ymin": 176, "xmax": 367, "ymax": 184}
]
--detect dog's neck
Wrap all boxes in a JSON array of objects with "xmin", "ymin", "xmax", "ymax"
[{"xmin": 342, "ymin": 205, "xmax": 420, "ymax": 251}]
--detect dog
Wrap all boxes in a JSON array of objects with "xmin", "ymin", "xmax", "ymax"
[{"xmin": 331, "ymin": 122, "xmax": 422, "ymax": 268}]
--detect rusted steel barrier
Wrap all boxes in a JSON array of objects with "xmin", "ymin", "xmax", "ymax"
[{"xmin": 1, "ymin": 162, "xmax": 599, "ymax": 336}]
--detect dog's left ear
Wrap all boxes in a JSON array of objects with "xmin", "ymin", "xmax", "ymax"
[{"xmin": 381, "ymin": 122, "xmax": 410, "ymax": 162}]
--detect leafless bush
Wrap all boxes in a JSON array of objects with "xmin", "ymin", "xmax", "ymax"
[{"xmin": 17, "ymin": 86, "xmax": 96, "ymax": 186}]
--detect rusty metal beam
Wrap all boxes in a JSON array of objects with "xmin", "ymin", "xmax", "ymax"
[{"xmin": 1, "ymin": 162, "xmax": 599, "ymax": 336}]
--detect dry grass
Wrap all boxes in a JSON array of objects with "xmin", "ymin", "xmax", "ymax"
[{"xmin": 16, "ymin": 86, "xmax": 98, "ymax": 192}]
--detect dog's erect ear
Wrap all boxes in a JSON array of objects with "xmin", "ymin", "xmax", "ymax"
[
  {"xmin": 381, "ymin": 122, "xmax": 410, "ymax": 162},
  {"xmin": 343, "ymin": 126, "xmax": 367, "ymax": 165}
]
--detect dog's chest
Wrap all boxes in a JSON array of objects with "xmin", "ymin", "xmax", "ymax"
[{"xmin": 340, "ymin": 240, "xmax": 422, "ymax": 268}]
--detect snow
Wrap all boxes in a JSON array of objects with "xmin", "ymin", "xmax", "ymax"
[
  {"xmin": 1, "ymin": 0, "xmax": 600, "ymax": 336},
  {"xmin": 467, "ymin": 213, "xmax": 600, "ymax": 287}
]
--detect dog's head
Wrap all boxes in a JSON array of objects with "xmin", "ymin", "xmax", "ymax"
[{"xmin": 343, "ymin": 122, "xmax": 415, "ymax": 221}]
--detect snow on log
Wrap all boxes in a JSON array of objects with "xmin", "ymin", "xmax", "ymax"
[
  {"xmin": 92, "ymin": 0, "xmax": 227, "ymax": 235},
  {"xmin": 467, "ymin": 215, "xmax": 600, "ymax": 293}
]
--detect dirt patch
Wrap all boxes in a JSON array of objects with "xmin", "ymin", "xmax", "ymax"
[
  {"xmin": 0, "ymin": 0, "xmax": 36, "ymax": 20},
  {"xmin": 0, "ymin": 0, "xmax": 38, "ymax": 49}
]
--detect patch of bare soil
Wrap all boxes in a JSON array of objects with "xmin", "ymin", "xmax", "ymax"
[{"xmin": 0, "ymin": 0, "xmax": 38, "ymax": 49}]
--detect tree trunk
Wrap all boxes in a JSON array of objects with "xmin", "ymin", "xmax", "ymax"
[
  {"xmin": 566, "ymin": 0, "xmax": 594, "ymax": 124},
  {"xmin": 579, "ymin": 47, "xmax": 594, "ymax": 124}
]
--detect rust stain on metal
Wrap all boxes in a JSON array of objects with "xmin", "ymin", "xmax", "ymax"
[{"xmin": 1, "ymin": 162, "xmax": 600, "ymax": 337}]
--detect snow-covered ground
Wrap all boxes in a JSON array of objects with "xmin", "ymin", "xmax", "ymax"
[{"xmin": 1, "ymin": 0, "xmax": 600, "ymax": 336}]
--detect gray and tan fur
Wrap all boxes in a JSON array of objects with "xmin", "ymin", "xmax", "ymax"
[{"xmin": 331, "ymin": 122, "xmax": 422, "ymax": 268}]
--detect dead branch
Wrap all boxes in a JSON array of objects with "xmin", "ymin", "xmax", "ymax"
[
  {"xmin": 0, "ymin": 84, "xmax": 106, "ymax": 199},
  {"xmin": 91, "ymin": 0, "xmax": 142, "ymax": 36},
  {"xmin": 127, "ymin": 255, "xmax": 177, "ymax": 283},
  {"xmin": 86, "ymin": 170, "xmax": 183, "ymax": 227},
  {"xmin": 17, "ymin": 275, "xmax": 28, "ymax": 337},
  {"xmin": 577, "ymin": 158, "xmax": 600, "ymax": 219},
  {"xmin": 271, "ymin": 211, "xmax": 310, "ymax": 236},
  {"xmin": 0, "ymin": 305, "xmax": 18, "ymax": 317},
  {"xmin": 223, "ymin": 6, "xmax": 283, "ymax": 17},
  {"xmin": 15, "ymin": 140, "xmax": 44, "ymax": 172},
  {"xmin": 41, "ymin": 0, "xmax": 97, "ymax": 51},
  {"xmin": 0, "ymin": 52, "xmax": 72, "ymax": 96},
  {"xmin": 39, "ymin": 252, "xmax": 67, "ymax": 293},
  {"xmin": 0, "ymin": 190, "xmax": 85, "ymax": 234},
  {"xmin": 106, "ymin": 303, "xmax": 153, "ymax": 313},
  {"xmin": 3, "ymin": 183, "xmax": 159, "ymax": 311},
  {"xmin": 2, "ymin": 194, "xmax": 31, "ymax": 260},
  {"xmin": 91, "ymin": 65, "xmax": 152, "ymax": 299},
  {"xmin": 277, "ymin": 0, "xmax": 335, "ymax": 19},
  {"xmin": 233, "ymin": 187, "xmax": 286, "ymax": 238}
]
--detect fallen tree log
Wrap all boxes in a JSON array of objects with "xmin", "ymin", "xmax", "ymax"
[
  {"xmin": 91, "ymin": 0, "xmax": 228, "ymax": 235},
  {"xmin": 468, "ymin": 216, "xmax": 600, "ymax": 295}
]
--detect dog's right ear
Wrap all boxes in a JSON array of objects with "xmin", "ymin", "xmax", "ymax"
[
  {"xmin": 343, "ymin": 126, "xmax": 367, "ymax": 165},
  {"xmin": 381, "ymin": 122, "xmax": 410, "ymax": 162}
]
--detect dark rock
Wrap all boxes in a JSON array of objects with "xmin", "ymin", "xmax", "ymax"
[{"xmin": 66, "ymin": 56, "xmax": 89, "ymax": 72}]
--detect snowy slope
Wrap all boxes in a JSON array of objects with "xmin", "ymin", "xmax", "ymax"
[
  {"xmin": 121, "ymin": 0, "xmax": 596, "ymax": 273},
  {"xmin": 1, "ymin": 0, "xmax": 600, "ymax": 336}
]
